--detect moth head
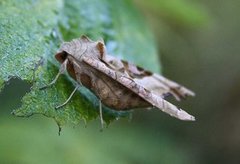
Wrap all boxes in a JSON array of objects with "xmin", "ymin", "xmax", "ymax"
[
  {"xmin": 56, "ymin": 36, "xmax": 107, "ymax": 62},
  {"xmin": 55, "ymin": 51, "xmax": 68, "ymax": 63}
]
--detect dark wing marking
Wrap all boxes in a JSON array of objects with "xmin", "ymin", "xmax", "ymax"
[
  {"xmin": 103, "ymin": 55, "xmax": 195, "ymax": 101},
  {"xmin": 82, "ymin": 56, "xmax": 195, "ymax": 121}
]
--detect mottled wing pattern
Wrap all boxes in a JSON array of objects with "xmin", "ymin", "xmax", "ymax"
[
  {"xmin": 82, "ymin": 56, "xmax": 195, "ymax": 121},
  {"xmin": 68, "ymin": 56, "xmax": 151, "ymax": 110},
  {"xmin": 103, "ymin": 55, "xmax": 195, "ymax": 101},
  {"xmin": 56, "ymin": 36, "xmax": 195, "ymax": 121}
]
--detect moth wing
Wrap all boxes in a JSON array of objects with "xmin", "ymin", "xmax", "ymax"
[
  {"xmin": 103, "ymin": 55, "xmax": 195, "ymax": 101},
  {"xmin": 82, "ymin": 56, "xmax": 195, "ymax": 121},
  {"xmin": 135, "ymin": 73, "xmax": 195, "ymax": 101}
]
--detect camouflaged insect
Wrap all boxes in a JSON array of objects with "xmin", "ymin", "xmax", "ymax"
[{"xmin": 41, "ymin": 35, "xmax": 195, "ymax": 126}]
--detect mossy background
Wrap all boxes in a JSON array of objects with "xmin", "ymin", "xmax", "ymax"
[{"xmin": 1, "ymin": 0, "xmax": 240, "ymax": 163}]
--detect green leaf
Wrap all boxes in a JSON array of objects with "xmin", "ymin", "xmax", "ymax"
[
  {"xmin": 0, "ymin": 0, "xmax": 62, "ymax": 87},
  {"xmin": 0, "ymin": 0, "xmax": 161, "ymax": 127}
]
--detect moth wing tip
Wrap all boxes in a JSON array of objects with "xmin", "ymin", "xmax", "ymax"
[
  {"xmin": 178, "ymin": 109, "xmax": 196, "ymax": 121},
  {"xmin": 189, "ymin": 115, "xmax": 196, "ymax": 121},
  {"xmin": 188, "ymin": 90, "xmax": 196, "ymax": 97}
]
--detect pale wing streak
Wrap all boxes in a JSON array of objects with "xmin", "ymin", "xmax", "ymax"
[
  {"xmin": 104, "ymin": 55, "xmax": 195, "ymax": 101},
  {"xmin": 104, "ymin": 55, "xmax": 172, "ymax": 98},
  {"xmin": 134, "ymin": 76, "xmax": 173, "ymax": 98},
  {"xmin": 135, "ymin": 74, "xmax": 195, "ymax": 101},
  {"xmin": 83, "ymin": 56, "xmax": 195, "ymax": 121}
]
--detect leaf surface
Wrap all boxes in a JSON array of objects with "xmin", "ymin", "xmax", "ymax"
[{"xmin": 0, "ymin": 0, "xmax": 161, "ymax": 126}]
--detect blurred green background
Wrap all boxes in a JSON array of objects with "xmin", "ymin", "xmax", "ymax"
[{"xmin": 1, "ymin": 0, "xmax": 240, "ymax": 163}]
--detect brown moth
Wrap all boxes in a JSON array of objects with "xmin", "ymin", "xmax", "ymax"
[{"xmin": 41, "ymin": 35, "xmax": 195, "ymax": 126}]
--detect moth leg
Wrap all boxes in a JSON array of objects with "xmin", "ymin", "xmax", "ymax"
[
  {"xmin": 99, "ymin": 99, "xmax": 104, "ymax": 131},
  {"xmin": 39, "ymin": 59, "xmax": 68, "ymax": 90},
  {"xmin": 88, "ymin": 72, "xmax": 105, "ymax": 130},
  {"xmin": 55, "ymin": 85, "xmax": 80, "ymax": 109}
]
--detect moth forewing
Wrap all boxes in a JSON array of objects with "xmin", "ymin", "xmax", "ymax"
[
  {"xmin": 50, "ymin": 36, "xmax": 195, "ymax": 123},
  {"xmin": 153, "ymin": 73, "xmax": 195, "ymax": 100},
  {"xmin": 82, "ymin": 56, "xmax": 195, "ymax": 121},
  {"xmin": 104, "ymin": 54, "xmax": 195, "ymax": 101},
  {"xmin": 69, "ymin": 56, "xmax": 151, "ymax": 110}
]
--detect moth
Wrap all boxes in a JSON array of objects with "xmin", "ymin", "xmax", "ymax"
[{"xmin": 41, "ymin": 35, "xmax": 195, "ymax": 127}]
